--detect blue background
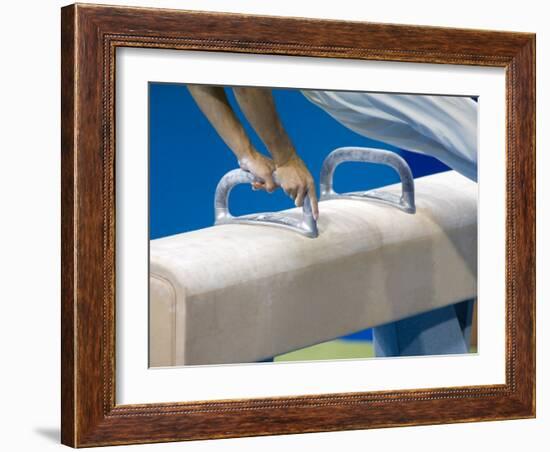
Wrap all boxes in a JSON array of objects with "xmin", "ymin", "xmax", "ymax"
[
  {"xmin": 149, "ymin": 83, "xmax": 450, "ymax": 239},
  {"xmin": 149, "ymin": 83, "xmax": 451, "ymax": 343}
]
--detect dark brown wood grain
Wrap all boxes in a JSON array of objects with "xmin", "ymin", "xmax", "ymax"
[
  {"xmin": 61, "ymin": 5, "xmax": 76, "ymax": 446},
  {"xmin": 61, "ymin": 3, "xmax": 536, "ymax": 447}
]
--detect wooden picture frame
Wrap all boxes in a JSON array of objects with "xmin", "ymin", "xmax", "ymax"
[{"xmin": 61, "ymin": 3, "xmax": 535, "ymax": 447}]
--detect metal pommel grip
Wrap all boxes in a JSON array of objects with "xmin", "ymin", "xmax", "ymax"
[
  {"xmin": 319, "ymin": 147, "xmax": 416, "ymax": 214},
  {"xmin": 214, "ymin": 169, "xmax": 319, "ymax": 238}
]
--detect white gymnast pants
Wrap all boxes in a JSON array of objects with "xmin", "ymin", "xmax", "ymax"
[{"xmin": 301, "ymin": 90, "xmax": 478, "ymax": 181}]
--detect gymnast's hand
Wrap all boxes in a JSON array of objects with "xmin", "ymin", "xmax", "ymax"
[
  {"xmin": 238, "ymin": 151, "xmax": 277, "ymax": 193},
  {"xmin": 274, "ymin": 154, "xmax": 319, "ymax": 220},
  {"xmin": 187, "ymin": 84, "xmax": 318, "ymax": 219}
]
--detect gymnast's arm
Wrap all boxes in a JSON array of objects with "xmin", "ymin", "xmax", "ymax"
[
  {"xmin": 187, "ymin": 85, "xmax": 277, "ymax": 192},
  {"xmin": 233, "ymin": 87, "xmax": 318, "ymax": 219}
]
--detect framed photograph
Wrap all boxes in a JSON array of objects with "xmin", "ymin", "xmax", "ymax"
[{"xmin": 61, "ymin": 3, "xmax": 535, "ymax": 447}]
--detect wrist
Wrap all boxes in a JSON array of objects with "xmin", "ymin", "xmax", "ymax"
[
  {"xmin": 273, "ymin": 147, "xmax": 297, "ymax": 167},
  {"xmin": 236, "ymin": 143, "xmax": 256, "ymax": 162},
  {"xmin": 265, "ymin": 132, "xmax": 296, "ymax": 167},
  {"xmin": 275, "ymin": 152, "xmax": 299, "ymax": 168}
]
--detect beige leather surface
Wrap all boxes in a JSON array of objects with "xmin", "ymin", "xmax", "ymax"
[
  {"xmin": 149, "ymin": 171, "xmax": 477, "ymax": 366},
  {"xmin": 149, "ymin": 275, "xmax": 176, "ymax": 367}
]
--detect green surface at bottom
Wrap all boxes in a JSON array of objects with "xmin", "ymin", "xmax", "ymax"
[
  {"xmin": 274, "ymin": 340, "xmax": 478, "ymax": 362},
  {"xmin": 275, "ymin": 340, "xmax": 375, "ymax": 362}
]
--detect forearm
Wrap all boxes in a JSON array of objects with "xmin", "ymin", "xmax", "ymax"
[
  {"xmin": 187, "ymin": 85, "xmax": 254, "ymax": 162},
  {"xmin": 233, "ymin": 87, "xmax": 296, "ymax": 166}
]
